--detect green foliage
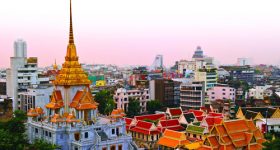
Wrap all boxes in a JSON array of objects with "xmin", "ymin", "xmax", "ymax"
[
  {"xmin": 104, "ymin": 98, "xmax": 115, "ymax": 115},
  {"xmin": 0, "ymin": 110, "xmax": 58, "ymax": 150},
  {"xmin": 263, "ymin": 137, "xmax": 280, "ymax": 150},
  {"xmin": 127, "ymin": 98, "xmax": 141, "ymax": 117},
  {"xmin": 146, "ymin": 100, "xmax": 163, "ymax": 114},
  {"xmin": 94, "ymin": 90, "xmax": 115, "ymax": 115},
  {"xmin": 29, "ymin": 139, "xmax": 60, "ymax": 150}
]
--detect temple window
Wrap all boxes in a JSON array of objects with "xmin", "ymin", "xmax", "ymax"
[
  {"xmin": 112, "ymin": 129, "xmax": 115, "ymax": 134},
  {"xmin": 35, "ymin": 128, "xmax": 38, "ymax": 134},
  {"xmin": 45, "ymin": 131, "xmax": 48, "ymax": 136},
  {"xmin": 85, "ymin": 132, "xmax": 88, "ymax": 138},
  {"xmin": 49, "ymin": 132, "xmax": 52, "ymax": 138}
]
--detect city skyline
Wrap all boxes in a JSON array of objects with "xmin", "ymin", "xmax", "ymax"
[{"xmin": 1, "ymin": 0, "xmax": 280, "ymax": 68}]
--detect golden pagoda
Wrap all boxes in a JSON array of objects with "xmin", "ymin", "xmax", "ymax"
[
  {"xmin": 45, "ymin": 0, "xmax": 97, "ymax": 115},
  {"xmin": 53, "ymin": 0, "xmax": 91, "ymax": 86}
]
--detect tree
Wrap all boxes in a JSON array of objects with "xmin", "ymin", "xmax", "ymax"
[
  {"xmin": 126, "ymin": 98, "xmax": 141, "ymax": 117},
  {"xmin": 263, "ymin": 137, "xmax": 280, "ymax": 150},
  {"xmin": 0, "ymin": 110, "xmax": 58, "ymax": 150},
  {"xmin": 94, "ymin": 90, "xmax": 115, "ymax": 115},
  {"xmin": 104, "ymin": 98, "xmax": 115, "ymax": 115},
  {"xmin": 29, "ymin": 139, "xmax": 60, "ymax": 150},
  {"xmin": 146, "ymin": 100, "xmax": 163, "ymax": 114}
]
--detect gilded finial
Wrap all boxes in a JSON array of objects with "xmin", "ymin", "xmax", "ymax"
[
  {"xmin": 53, "ymin": 59, "xmax": 58, "ymax": 70},
  {"xmin": 69, "ymin": 0, "xmax": 74, "ymax": 44}
]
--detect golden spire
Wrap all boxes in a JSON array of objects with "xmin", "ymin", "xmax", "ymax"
[
  {"xmin": 53, "ymin": 59, "xmax": 58, "ymax": 70},
  {"xmin": 69, "ymin": 0, "xmax": 74, "ymax": 44},
  {"xmin": 53, "ymin": 0, "xmax": 91, "ymax": 86},
  {"xmin": 66, "ymin": 0, "xmax": 78, "ymax": 61}
]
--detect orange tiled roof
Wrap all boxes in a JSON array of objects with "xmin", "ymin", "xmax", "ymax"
[
  {"xmin": 35, "ymin": 107, "xmax": 44, "ymax": 114},
  {"xmin": 27, "ymin": 108, "xmax": 38, "ymax": 117},
  {"xmin": 111, "ymin": 109, "xmax": 126, "ymax": 118},
  {"xmin": 45, "ymin": 90, "xmax": 64, "ymax": 109},
  {"xmin": 208, "ymin": 136, "xmax": 219, "ymax": 149},
  {"xmin": 69, "ymin": 88, "xmax": 97, "ymax": 110},
  {"xmin": 51, "ymin": 114, "xmax": 64, "ymax": 123},
  {"xmin": 66, "ymin": 113, "xmax": 80, "ymax": 123},
  {"xmin": 157, "ymin": 129, "xmax": 190, "ymax": 148},
  {"xmin": 203, "ymin": 119, "xmax": 265, "ymax": 150}
]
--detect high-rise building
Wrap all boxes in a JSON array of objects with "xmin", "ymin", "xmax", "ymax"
[
  {"xmin": 150, "ymin": 54, "xmax": 163, "ymax": 71},
  {"xmin": 237, "ymin": 58, "xmax": 251, "ymax": 66},
  {"xmin": 27, "ymin": 1, "xmax": 136, "ymax": 149},
  {"xmin": 180, "ymin": 81, "xmax": 205, "ymax": 110},
  {"xmin": 149, "ymin": 79, "xmax": 180, "ymax": 107},
  {"xmin": 6, "ymin": 39, "xmax": 49, "ymax": 111},
  {"xmin": 194, "ymin": 68, "xmax": 218, "ymax": 90},
  {"xmin": 192, "ymin": 46, "xmax": 204, "ymax": 59}
]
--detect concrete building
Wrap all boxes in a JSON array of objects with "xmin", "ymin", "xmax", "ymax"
[
  {"xmin": 207, "ymin": 85, "xmax": 236, "ymax": 101},
  {"xmin": 27, "ymin": 1, "xmax": 137, "ymax": 150},
  {"xmin": 0, "ymin": 79, "xmax": 6, "ymax": 96},
  {"xmin": 18, "ymin": 84, "xmax": 53, "ymax": 112},
  {"xmin": 237, "ymin": 58, "xmax": 251, "ymax": 66},
  {"xmin": 192, "ymin": 46, "xmax": 204, "ymax": 59},
  {"xmin": 221, "ymin": 66, "xmax": 255, "ymax": 84},
  {"xmin": 149, "ymin": 79, "xmax": 180, "ymax": 107},
  {"xmin": 194, "ymin": 68, "xmax": 217, "ymax": 90},
  {"xmin": 114, "ymin": 88, "xmax": 150, "ymax": 113},
  {"xmin": 256, "ymin": 118, "xmax": 280, "ymax": 133},
  {"xmin": 6, "ymin": 39, "xmax": 49, "ymax": 110},
  {"xmin": 249, "ymin": 85, "xmax": 273, "ymax": 99},
  {"xmin": 180, "ymin": 81, "xmax": 205, "ymax": 110}
]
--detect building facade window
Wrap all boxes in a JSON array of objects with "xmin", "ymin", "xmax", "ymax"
[
  {"xmin": 85, "ymin": 132, "xmax": 88, "ymax": 138},
  {"xmin": 112, "ymin": 129, "xmax": 115, "ymax": 134}
]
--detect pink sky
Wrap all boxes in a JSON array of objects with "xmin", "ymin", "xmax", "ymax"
[{"xmin": 1, "ymin": 0, "xmax": 280, "ymax": 68}]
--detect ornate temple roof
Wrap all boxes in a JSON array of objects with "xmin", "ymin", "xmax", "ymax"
[
  {"xmin": 69, "ymin": 87, "xmax": 98, "ymax": 110},
  {"xmin": 53, "ymin": 0, "xmax": 91, "ymax": 86},
  {"xmin": 45, "ymin": 90, "xmax": 64, "ymax": 109},
  {"xmin": 157, "ymin": 129, "xmax": 190, "ymax": 148}
]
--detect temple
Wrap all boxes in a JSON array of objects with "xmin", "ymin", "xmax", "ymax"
[{"xmin": 26, "ymin": 1, "xmax": 137, "ymax": 150}]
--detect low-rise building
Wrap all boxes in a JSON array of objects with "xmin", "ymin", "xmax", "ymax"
[
  {"xmin": 256, "ymin": 118, "xmax": 280, "ymax": 133},
  {"xmin": 114, "ymin": 88, "xmax": 150, "ymax": 113},
  {"xmin": 18, "ymin": 84, "xmax": 53, "ymax": 112},
  {"xmin": 207, "ymin": 84, "xmax": 236, "ymax": 101}
]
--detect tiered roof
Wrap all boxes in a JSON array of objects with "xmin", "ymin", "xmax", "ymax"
[
  {"xmin": 199, "ymin": 119, "xmax": 265, "ymax": 150},
  {"xmin": 158, "ymin": 119, "xmax": 184, "ymax": 132},
  {"xmin": 45, "ymin": 90, "xmax": 64, "ymax": 109},
  {"xmin": 157, "ymin": 129, "xmax": 190, "ymax": 148},
  {"xmin": 69, "ymin": 88, "xmax": 98, "ymax": 110},
  {"xmin": 130, "ymin": 120, "xmax": 160, "ymax": 135},
  {"xmin": 27, "ymin": 107, "xmax": 44, "ymax": 117},
  {"xmin": 236, "ymin": 107, "xmax": 280, "ymax": 119},
  {"xmin": 111, "ymin": 109, "xmax": 126, "ymax": 119},
  {"xmin": 52, "ymin": 0, "xmax": 91, "ymax": 86},
  {"xmin": 167, "ymin": 107, "xmax": 183, "ymax": 118},
  {"xmin": 186, "ymin": 124, "xmax": 206, "ymax": 135}
]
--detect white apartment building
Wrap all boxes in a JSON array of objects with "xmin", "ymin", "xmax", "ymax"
[
  {"xmin": 249, "ymin": 85, "xmax": 273, "ymax": 99},
  {"xmin": 114, "ymin": 88, "xmax": 150, "ymax": 113},
  {"xmin": 6, "ymin": 39, "xmax": 49, "ymax": 110},
  {"xmin": 18, "ymin": 84, "xmax": 53, "ymax": 112}
]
